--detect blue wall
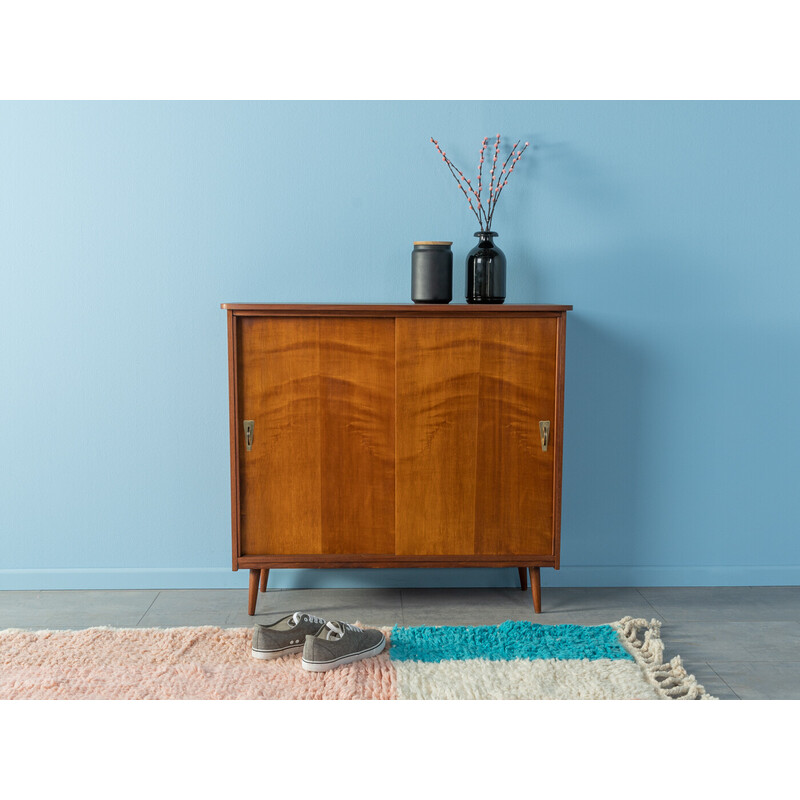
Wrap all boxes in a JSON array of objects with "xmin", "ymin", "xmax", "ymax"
[{"xmin": 2, "ymin": 101, "xmax": 799, "ymax": 590}]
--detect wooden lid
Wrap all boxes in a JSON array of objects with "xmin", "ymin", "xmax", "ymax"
[{"xmin": 413, "ymin": 241, "xmax": 452, "ymax": 245}]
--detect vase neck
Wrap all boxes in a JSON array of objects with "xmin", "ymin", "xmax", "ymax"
[{"xmin": 475, "ymin": 231, "xmax": 498, "ymax": 241}]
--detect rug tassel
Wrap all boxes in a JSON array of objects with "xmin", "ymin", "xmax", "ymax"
[{"xmin": 612, "ymin": 617, "xmax": 716, "ymax": 700}]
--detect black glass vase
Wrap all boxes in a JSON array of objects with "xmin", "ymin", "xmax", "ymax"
[{"xmin": 465, "ymin": 231, "xmax": 506, "ymax": 304}]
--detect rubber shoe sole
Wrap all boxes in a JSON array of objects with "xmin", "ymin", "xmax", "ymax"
[
  {"xmin": 301, "ymin": 636, "xmax": 386, "ymax": 672},
  {"xmin": 251, "ymin": 643, "xmax": 305, "ymax": 660}
]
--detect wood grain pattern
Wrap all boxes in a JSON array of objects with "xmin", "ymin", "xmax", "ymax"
[
  {"xmin": 317, "ymin": 318, "xmax": 395, "ymax": 554},
  {"xmin": 473, "ymin": 317, "xmax": 557, "ymax": 555},
  {"xmin": 227, "ymin": 309, "xmax": 241, "ymax": 570},
  {"xmin": 248, "ymin": 569, "xmax": 259, "ymax": 615},
  {"xmin": 238, "ymin": 316, "xmax": 322, "ymax": 556},
  {"xmin": 552, "ymin": 311, "xmax": 567, "ymax": 569},
  {"xmin": 396, "ymin": 319, "xmax": 481, "ymax": 555},
  {"xmin": 222, "ymin": 303, "xmax": 572, "ymax": 315},
  {"xmin": 237, "ymin": 554, "xmax": 558, "ymax": 568},
  {"xmin": 236, "ymin": 316, "xmax": 394, "ymax": 556},
  {"xmin": 395, "ymin": 317, "xmax": 557, "ymax": 557},
  {"xmin": 530, "ymin": 566, "xmax": 541, "ymax": 613}
]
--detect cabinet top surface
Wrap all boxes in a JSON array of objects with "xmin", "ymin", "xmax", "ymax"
[{"xmin": 221, "ymin": 303, "xmax": 572, "ymax": 313}]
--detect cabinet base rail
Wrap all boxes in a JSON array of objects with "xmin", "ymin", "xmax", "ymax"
[{"xmin": 246, "ymin": 565, "xmax": 546, "ymax": 616}]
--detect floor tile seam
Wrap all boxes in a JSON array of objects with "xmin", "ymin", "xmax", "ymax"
[
  {"xmin": 651, "ymin": 618, "xmax": 800, "ymax": 625},
  {"xmin": 135, "ymin": 591, "xmax": 161, "ymax": 627},
  {"xmin": 632, "ymin": 588, "xmax": 673, "ymax": 622},
  {"xmin": 703, "ymin": 661, "xmax": 742, "ymax": 700},
  {"xmin": 700, "ymin": 659, "xmax": 800, "ymax": 664}
]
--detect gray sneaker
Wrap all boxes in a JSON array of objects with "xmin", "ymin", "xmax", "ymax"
[
  {"xmin": 301, "ymin": 620, "xmax": 386, "ymax": 672},
  {"xmin": 251, "ymin": 612, "xmax": 328, "ymax": 660}
]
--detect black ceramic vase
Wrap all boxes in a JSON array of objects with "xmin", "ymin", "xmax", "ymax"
[
  {"xmin": 465, "ymin": 231, "xmax": 506, "ymax": 304},
  {"xmin": 411, "ymin": 241, "xmax": 453, "ymax": 303}
]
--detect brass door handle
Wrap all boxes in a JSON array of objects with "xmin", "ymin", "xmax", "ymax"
[
  {"xmin": 243, "ymin": 420, "xmax": 254, "ymax": 451},
  {"xmin": 539, "ymin": 420, "xmax": 550, "ymax": 452}
]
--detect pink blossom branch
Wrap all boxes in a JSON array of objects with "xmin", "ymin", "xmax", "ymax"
[
  {"xmin": 487, "ymin": 133, "xmax": 501, "ymax": 223},
  {"xmin": 431, "ymin": 138, "xmax": 483, "ymax": 227},
  {"xmin": 431, "ymin": 137, "xmax": 487, "ymax": 227},
  {"xmin": 487, "ymin": 139, "xmax": 520, "ymax": 223},
  {"xmin": 453, "ymin": 165, "xmax": 487, "ymax": 228},
  {"xmin": 476, "ymin": 137, "xmax": 488, "ymax": 227},
  {"xmin": 487, "ymin": 140, "xmax": 529, "ymax": 228}
]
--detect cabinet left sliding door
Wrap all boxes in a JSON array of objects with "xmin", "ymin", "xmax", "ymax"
[{"xmin": 235, "ymin": 315, "xmax": 396, "ymax": 557}]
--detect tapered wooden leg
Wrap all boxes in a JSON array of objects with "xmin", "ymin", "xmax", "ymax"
[
  {"xmin": 530, "ymin": 567, "xmax": 541, "ymax": 614},
  {"xmin": 518, "ymin": 567, "xmax": 528, "ymax": 591},
  {"xmin": 259, "ymin": 568, "xmax": 269, "ymax": 592},
  {"xmin": 248, "ymin": 569, "xmax": 259, "ymax": 616}
]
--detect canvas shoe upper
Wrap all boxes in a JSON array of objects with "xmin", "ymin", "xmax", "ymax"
[
  {"xmin": 251, "ymin": 612, "xmax": 328, "ymax": 659},
  {"xmin": 301, "ymin": 620, "xmax": 386, "ymax": 672}
]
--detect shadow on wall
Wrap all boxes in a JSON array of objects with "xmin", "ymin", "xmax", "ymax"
[{"xmin": 560, "ymin": 314, "xmax": 649, "ymax": 572}]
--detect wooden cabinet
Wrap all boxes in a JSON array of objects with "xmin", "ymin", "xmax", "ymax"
[{"xmin": 222, "ymin": 304, "xmax": 571, "ymax": 615}]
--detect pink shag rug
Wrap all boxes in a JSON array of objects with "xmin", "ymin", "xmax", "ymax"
[{"xmin": 0, "ymin": 626, "xmax": 396, "ymax": 700}]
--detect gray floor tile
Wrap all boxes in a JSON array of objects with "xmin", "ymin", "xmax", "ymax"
[
  {"xmin": 534, "ymin": 587, "xmax": 664, "ymax": 622},
  {"xmin": 0, "ymin": 590, "xmax": 159, "ymax": 630},
  {"xmin": 637, "ymin": 586, "xmax": 800, "ymax": 623},
  {"xmin": 256, "ymin": 588, "xmax": 404, "ymax": 628},
  {"xmin": 136, "ymin": 589, "xmax": 256, "ymax": 628},
  {"xmin": 707, "ymin": 661, "xmax": 800, "ymax": 700},
  {"xmin": 399, "ymin": 587, "xmax": 663, "ymax": 627},
  {"xmin": 400, "ymin": 588, "xmax": 537, "ymax": 627},
  {"xmin": 659, "ymin": 621, "xmax": 800, "ymax": 663},
  {"xmin": 139, "ymin": 588, "xmax": 404, "ymax": 628},
  {"xmin": 684, "ymin": 663, "xmax": 740, "ymax": 700}
]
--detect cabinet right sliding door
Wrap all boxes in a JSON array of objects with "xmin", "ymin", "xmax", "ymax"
[{"xmin": 395, "ymin": 316, "xmax": 559, "ymax": 557}]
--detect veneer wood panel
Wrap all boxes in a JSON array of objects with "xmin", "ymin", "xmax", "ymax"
[
  {"xmin": 236, "ymin": 317, "xmax": 395, "ymax": 556},
  {"xmin": 237, "ymin": 316, "xmax": 323, "ymax": 556},
  {"xmin": 396, "ymin": 319, "xmax": 481, "ymax": 555},
  {"xmin": 317, "ymin": 318, "xmax": 395, "ymax": 555},
  {"xmin": 472, "ymin": 317, "xmax": 557, "ymax": 556}
]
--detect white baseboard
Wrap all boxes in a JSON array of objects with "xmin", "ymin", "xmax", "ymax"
[{"xmin": 1, "ymin": 565, "xmax": 799, "ymax": 590}]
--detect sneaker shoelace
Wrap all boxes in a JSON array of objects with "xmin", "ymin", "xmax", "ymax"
[
  {"xmin": 289, "ymin": 612, "xmax": 326, "ymax": 627},
  {"xmin": 324, "ymin": 620, "xmax": 358, "ymax": 640}
]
